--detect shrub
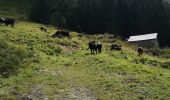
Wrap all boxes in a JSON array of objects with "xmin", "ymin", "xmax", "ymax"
[{"xmin": 0, "ymin": 41, "xmax": 28, "ymax": 77}]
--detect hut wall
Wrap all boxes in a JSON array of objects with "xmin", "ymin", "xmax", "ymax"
[{"xmin": 130, "ymin": 39, "xmax": 159, "ymax": 49}]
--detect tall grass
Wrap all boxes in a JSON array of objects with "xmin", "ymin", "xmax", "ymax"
[{"xmin": 0, "ymin": 39, "xmax": 32, "ymax": 77}]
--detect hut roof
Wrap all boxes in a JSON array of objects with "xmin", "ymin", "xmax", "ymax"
[{"xmin": 128, "ymin": 33, "xmax": 158, "ymax": 42}]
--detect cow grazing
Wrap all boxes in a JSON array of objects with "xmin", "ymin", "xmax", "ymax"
[
  {"xmin": 97, "ymin": 42, "xmax": 102, "ymax": 53},
  {"xmin": 0, "ymin": 17, "xmax": 5, "ymax": 23},
  {"xmin": 137, "ymin": 47, "xmax": 144, "ymax": 56},
  {"xmin": 110, "ymin": 44, "xmax": 122, "ymax": 51},
  {"xmin": 52, "ymin": 31, "xmax": 70, "ymax": 38},
  {"xmin": 40, "ymin": 26, "xmax": 47, "ymax": 32},
  {"xmin": 1, "ymin": 18, "xmax": 16, "ymax": 27},
  {"xmin": 0, "ymin": 18, "xmax": 3, "ymax": 23},
  {"xmin": 88, "ymin": 41, "xmax": 97, "ymax": 54},
  {"xmin": 88, "ymin": 41, "xmax": 102, "ymax": 54}
]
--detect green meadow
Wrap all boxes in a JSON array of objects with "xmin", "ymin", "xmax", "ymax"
[
  {"xmin": 0, "ymin": 21, "xmax": 169, "ymax": 100},
  {"xmin": 0, "ymin": 0, "xmax": 170, "ymax": 99}
]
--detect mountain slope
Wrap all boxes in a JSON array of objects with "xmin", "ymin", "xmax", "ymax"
[
  {"xmin": 0, "ymin": 0, "xmax": 170, "ymax": 99},
  {"xmin": 0, "ymin": 21, "xmax": 170, "ymax": 99}
]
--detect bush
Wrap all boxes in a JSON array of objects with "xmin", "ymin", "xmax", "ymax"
[{"xmin": 0, "ymin": 41, "xmax": 28, "ymax": 77}]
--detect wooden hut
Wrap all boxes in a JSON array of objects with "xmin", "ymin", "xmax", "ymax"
[{"xmin": 128, "ymin": 33, "xmax": 159, "ymax": 49}]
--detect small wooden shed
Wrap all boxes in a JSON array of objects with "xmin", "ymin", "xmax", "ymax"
[{"xmin": 128, "ymin": 33, "xmax": 159, "ymax": 49}]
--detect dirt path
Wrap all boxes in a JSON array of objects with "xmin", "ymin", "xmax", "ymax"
[
  {"xmin": 69, "ymin": 86, "xmax": 96, "ymax": 100},
  {"xmin": 44, "ymin": 68, "xmax": 96, "ymax": 100}
]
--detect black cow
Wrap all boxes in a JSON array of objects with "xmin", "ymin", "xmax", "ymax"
[
  {"xmin": 52, "ymin": 31, "xmax": 70, "ymax": 38},
  {"xmin": 0, "ymin": 18, "xmax": 3, "ymax": 23},
  {"xmin": 2, "ymin": 18, "xmax": 16, "ymax": 27},
  {"xmin": 137, "ymin": 47, "xmax": 144, "ymax": 56},
  {"xmin": 88, "ymin": 41, "xmax": 102, "ymax": 54},
  {"xmin": 88, "ymin": 41, "xmax": 97, "ymax": 54},
  {"xmin": 40, "ymin": 26, "xmax": 47, "ymax": 32},
  {"xmin": 0, "ymin": 17, "xmax": 5, "ymax": 23},
  {"xmin": 97, "ymin": 42, "xmax": 102, "ymax": 53},
  {"xmin": 110, "ymin": 44, "xmax": 122, "ymax": 51}
]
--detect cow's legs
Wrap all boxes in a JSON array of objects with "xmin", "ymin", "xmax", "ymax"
[{"xmin": 90, "ymin": 49, "xmax": 93, "ymax": 54}]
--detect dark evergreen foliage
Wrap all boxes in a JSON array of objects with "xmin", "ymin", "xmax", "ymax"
[
  {"xmin": 29, "ymin": 0, "xmax": 50, "ymax": 24},
  {"xmin": 29, "ymin": 0, "xmax": 170, "ymax": 47}
]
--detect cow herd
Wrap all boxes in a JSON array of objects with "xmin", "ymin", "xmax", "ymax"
[
  {"xmin": 88, "ymin": 41, "xmax": 102, "ymax": 54},
  {"xmin": 87, "ymin": 41, "xmax": 145, "ymax": 56},
  {"xmin": 0, "ymin": 17, "xmax": 146, "ymax": 56}
]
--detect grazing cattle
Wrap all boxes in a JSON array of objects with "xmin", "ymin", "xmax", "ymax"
[
  {"xmin": 88, "ymin": 41, "xmax": 102, "ymax": 54},
  {"xmin": 137, "ymin": 47, "xmax": 144, "ymax": 56},
  {"xmin": 0, "ymin": 18, "xmax": 16, "ymax": 27},
  {"xmin": 110, "ymin": 44, "xmax": 122, "ymax": 51},
  {"xmin": 88, "ymin": 41, "xmax": 97, "ymax": 54},
  {"xmin": 0, "ymin": 18, "xmax": 3, "ymax": 23},
  {"xmin": 97, "ymin": 42, "xmax": 102, "ymax": 53},
  {"xmin": 40, "ymin": 26, "xmax": 47, "ymax": 32},
  {"xmin": 3, "ymin": 18, "xmax": 16, "ymax": 27},
  {"xmin": 52, "ymin": 31, "xmax": 70, "ymax": 38},
  {"xmin": 0, "ymin": 17, "xmax": 5, "ymax": 23}
]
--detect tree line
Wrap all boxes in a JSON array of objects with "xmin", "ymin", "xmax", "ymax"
[{"xmin": 29, "ymin": 0, "xmax": 170, "ymax": 47}]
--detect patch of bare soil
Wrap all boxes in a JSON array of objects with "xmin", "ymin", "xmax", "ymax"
[
  {"xmin": 60, "ymin": 46, "xmax": 80, "ymax": 53},
  {"xmin": 11, "ymin": 85, "xmax": 47, "ymax": 100},
  {"xmin": 11, "ymin": 68, "xmax": 95, "ymax": 100},
  {"xmin": 69, "ymin": 86, "xmax": 96, "ymax": 100}
]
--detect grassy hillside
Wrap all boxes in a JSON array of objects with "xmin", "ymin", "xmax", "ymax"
[
  {"xmin": 1, "ymin": 1, "xmax": 170, "ymax": 100},
  {"xmin": 0, "ymin": 0, "xmax": 32, "ymax": 19},
  {"xmin": 0, "ymin": 21, "xmax": 170, "ymax": 100}
]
